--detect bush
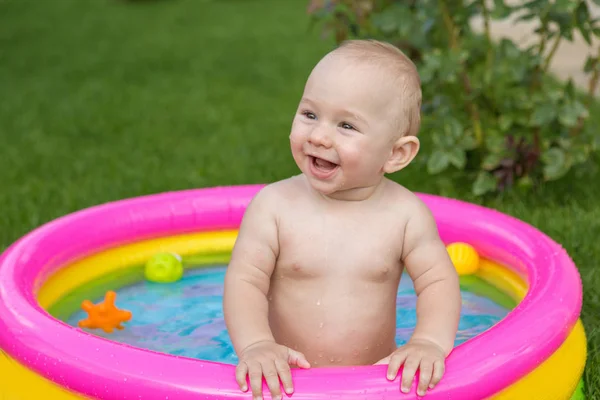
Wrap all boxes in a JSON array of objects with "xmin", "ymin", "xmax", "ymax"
[{"xmin": 307, "ymin": 0, "xmax": 600, "ymax": 195}]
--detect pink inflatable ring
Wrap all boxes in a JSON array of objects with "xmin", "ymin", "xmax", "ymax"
[{"xmin": 0, "ymin": 184, "xmax": 585, "ymax": 399}]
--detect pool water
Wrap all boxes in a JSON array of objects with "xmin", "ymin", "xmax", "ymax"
[{"xmin": 66, "ymin": 266, "xmax": 509, "ymax": 364}]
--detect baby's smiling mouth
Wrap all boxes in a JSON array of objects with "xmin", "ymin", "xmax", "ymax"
[{"xmin": 310, "ymin": 155, "xmax": 339, "ymax": 172}]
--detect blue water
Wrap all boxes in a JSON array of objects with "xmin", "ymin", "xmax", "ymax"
[{"xmin": 67, "ymin": 267, "xmax": 509, "ymax": 364}]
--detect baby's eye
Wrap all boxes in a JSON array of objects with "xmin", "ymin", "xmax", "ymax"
[
  {"xmin": 341, "ymin": 122, "xmax": 355, "ymax": 130},
  {"xmin": 302, "ymin": 111, "xmax": 317, "ymax": 120}
]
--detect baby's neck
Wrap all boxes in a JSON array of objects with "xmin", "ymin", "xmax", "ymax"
[{"xmin": 309, "ymin": 177, "xmax": 388, "ymax": 203}]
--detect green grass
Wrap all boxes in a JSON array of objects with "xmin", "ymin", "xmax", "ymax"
[{"xmin": 0, "ymin": 0, "xmax": 598, "ymax": 397}]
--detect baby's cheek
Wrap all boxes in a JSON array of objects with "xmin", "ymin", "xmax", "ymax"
[
  {"xmin": 342, "ymin": 145, "xmax": 368, "ymax": 168},
  {"xmin": 289, "ymin": 125, "xmax": 308, "ymax": 146}
]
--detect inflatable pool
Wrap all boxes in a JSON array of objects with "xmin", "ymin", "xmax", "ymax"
[{"xmin": 0, "ymin": 184, "xmax": 587, "ymax": 399}]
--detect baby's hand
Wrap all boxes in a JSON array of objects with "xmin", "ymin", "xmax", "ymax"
[
  {"xmin": 236, "ymin": 340, "xmax": 311, "ymax": 400},
  {"xmin": 375, "ymin": 338, "xmax": 446, "ymax": 396}
]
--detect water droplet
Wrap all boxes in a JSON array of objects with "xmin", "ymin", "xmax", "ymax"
[
  {"xmin": 316, "ymin": 299, "xmax": 321, "ymax": 306},
  {"xmin": 319, "ymin": 322, "xmax": 324, "ymax": 328},
  {"xmin": 318, "ymin": 352, "xmax": 324, "ymax": 358},
  {"xmin": 329, "ymin": 356, "xmax": 335, "ymax": 362}
]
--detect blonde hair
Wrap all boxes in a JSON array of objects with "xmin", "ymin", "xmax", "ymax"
[{"xmin": 332, "ymin": 39, "xmax": 422, "ymax": 137}]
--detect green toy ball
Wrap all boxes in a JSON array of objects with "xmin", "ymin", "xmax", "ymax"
[{"xmin": 144, "ymin": 252, "xmax": 184, "ymax": 283}]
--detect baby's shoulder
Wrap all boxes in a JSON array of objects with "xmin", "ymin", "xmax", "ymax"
[
  {"xmin": 384, "ymin": 179, "xmax": 429, "ymax": 215},
  {"xmin": 249, "ymin": 176, "xmax": 306, "ymax": 210}
]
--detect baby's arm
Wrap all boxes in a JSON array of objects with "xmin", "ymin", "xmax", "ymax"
[
  {"xmin": 223, "ymin": 186, "xmax": 310, "ymax": 400},
  {"xmin": 377, "ymin": 198, "xmax": 460, "ymax": 396}
]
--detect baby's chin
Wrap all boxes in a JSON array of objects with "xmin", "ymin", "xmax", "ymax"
[{"xmin": 304, "ymin": 174, "xmax": 344, "ymax": 195}]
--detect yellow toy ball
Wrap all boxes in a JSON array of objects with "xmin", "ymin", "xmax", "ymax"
[
  {"xmin": 446, "ymin": 242, "xmax": 480, "ymax": 275},
  {"xmin": 144, "ymin": 252, "xmax": 184, "ymax": 283}
]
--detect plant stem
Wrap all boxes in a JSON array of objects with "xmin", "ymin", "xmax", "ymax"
[
  {"xmin": 542, "ymin": 34, "xmax": 562, "ymax": 73},
  {"xmin": 570, "ymin": 50, "xmax": 600, "ymax": 136},
  {"xmin": 481, "ymin": 0, "xmax": 494, "ymax": 72},
  {"xmin": 587, "ymin": 56, "xmax": 600, "ymax": 105},
  {"xmin": 529, "ymin": 7, "xmax": 551, "ymax": 92},
  {"xmin": 439, "ymin": 0, "xmax": 484, "ymax": 146}
]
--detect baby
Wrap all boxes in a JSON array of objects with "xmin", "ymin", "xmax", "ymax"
[{"xmin": 223, "ymin": 39, "xmax": 461, "ymax": 399}]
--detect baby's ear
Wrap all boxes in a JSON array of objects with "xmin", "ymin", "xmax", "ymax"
[{"xmin": 383, "ymin": 135, "xmax": 420, "ymax": 174}]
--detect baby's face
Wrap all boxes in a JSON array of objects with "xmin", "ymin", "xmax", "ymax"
[{"xmin": 290, "ymin": 55, "xmax": 402, "ymax": 198}]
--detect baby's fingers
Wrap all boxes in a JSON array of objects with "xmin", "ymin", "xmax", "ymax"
[
  {"xmin": 262, "ymin": 362, "xmax": 283, "ymax": 400},
  {"xmin": 235, "ymin": 362, "xmax": 249, "ymax": 391},
  {"xmin": 417, "ymin": 360, "xmax": 434, "ymax": 396},
  {"xmin": 275, "ymin": 358, "xmax": 294, "ymax": 395},
  {"xmin": 287, "ymin": 349, "xmax": 311, "ymax": 369},
  {"xmin": 386, "ymin": 350, "xmax": 407, "ymax": 381},
  {"xmin": 430, "ymin": 360, "xmax": 445, "ymax": 388},
  {"xmin": 400, "ymin": 355, "xmax": 420, "ymax": 394},
  {"xmin": 247, "ymin": 361, "xmax": 265, "ymax": 399}
]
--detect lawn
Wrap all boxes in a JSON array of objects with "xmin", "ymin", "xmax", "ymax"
[{"xmin": 0, "ymin": 0, "xmax": 598, "ymax": 397}]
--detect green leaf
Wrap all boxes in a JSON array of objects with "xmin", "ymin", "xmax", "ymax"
[
  {"xmin": 564, "ymin": 79, "xmax": 577, "ymax": 98},
  {"xmin": 522, "ymin": 0, "xmax": 547, "ymax": 12},
  {"xmin": 569, "ymin": 143, "xmax": 591, "ymax": 164},
  {"xmin": 552, "ymin": 0, "xmax": 577, "ymax": 13},
  {"xmin": 427, "ymin": 150, "xmax": 450, "ymax": 174},
  {"xmin": 516, "ymin": 12, "xmax": 537, "ymax": 23},
  {"xmin": 498, "ymin": 115, "xmax": 513, "ymax": 132},
  {"xmin": 517, "ymin": 175, "xmax": 534, "ymax": 188},
  {"xmin": 575, "ymin": 1, "xmax": 592, "ymax": 45},
  {"xmin": 437, "ymin": 50, "xmax": 463, "ymax": 83},
  {"xmin": 541, "ymin": 147, "xmax": 569, "ymax": 180},
  {"xmin": 432, "ymin": 129, "xmax": 455, "ymax": 147},
  {"xmin": 542, "ymin": 85, "xmax": 566, "ymax": 102},
  {"xmin": 447, "ymin": 148, "xmax": 467, "ymax": 169},
  {"xmin": 530, "ymin": 102, "xmax": 556, "ymax": 126},
  {"xmin": 472, "ymin": 171, "xmax": 498, "ymax": 196},
  {"xmin": 460, "ymin": 133, "xmax": 479, "ymax": 150},
  {"xmin": 548, "ymin": 12, "xmax": 573, "ymax": 37},
  {"xmin": 492, "ymin": 0, "xmax": 514, "ymax": 19},
  {"xmin": 560, "ymin": 26, "xmax": 574, "ymax": 41},
  {"xmin": 584, "ymin": 55, "xmax": 598, "ymax": 73},
  {"xmin": 481, "ymin": 153, "xmax": 504, "ymax": 170},
  {"xmin": 558, "ymin": 100, "xmax": 587, "ymax": 127},
  {"xmin": 420, "ymin": 51, "xmax": 443, "ymax": 83},
  {"xmin": 444, "ymin": 117, "xmax": 463, "ymax": 140},
  {"xmin": 485, "ymin": 134, "xmax": 505, "ymax": 153},
  {"xmin": 371, "ymin": 3, "xmax": 412, "ymax": 35},
  {"xmin": 431, "ymin": 132, "xmax": 444, "ymax": 147},
  {"xmin": 498, "ymin": 38, "xmax": 522, "ymax": 60}
]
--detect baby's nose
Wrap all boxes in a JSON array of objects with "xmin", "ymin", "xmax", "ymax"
[{"xmin": 308, "ymin": 126, "xmax": 333, "ymax": 147}]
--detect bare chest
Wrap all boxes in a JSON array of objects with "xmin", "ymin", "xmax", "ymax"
[{"xmin": 275, "ymin": 209, "xmax": 404, "ymax": 282}]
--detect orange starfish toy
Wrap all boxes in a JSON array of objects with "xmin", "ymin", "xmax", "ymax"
[{"xmin": 78, "ymin": 291, "xmax": 132, "ymax": 333}]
